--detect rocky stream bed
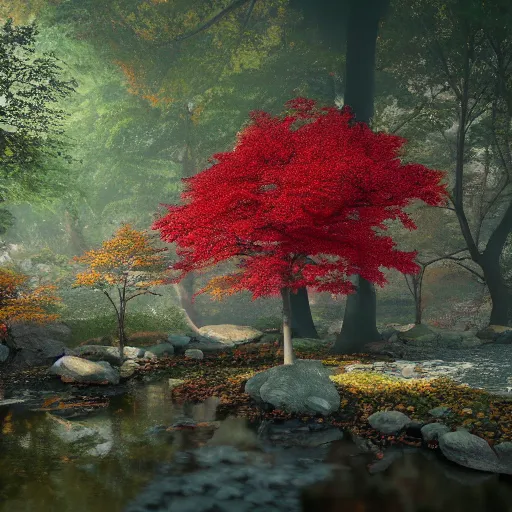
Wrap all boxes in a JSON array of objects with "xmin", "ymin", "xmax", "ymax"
[{"xmin": 3, "ymin": 323, "xmax": 512, "ymax": 511}]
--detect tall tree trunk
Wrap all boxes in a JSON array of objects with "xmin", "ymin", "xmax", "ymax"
[
  {"xmin": 64, "ymin": 209, "xmax": 87, "ymax": 256},
  {"xmin": 174, "ymin": 279, "xmax": 202, "ymax": 334},
  {"xmin": 480, "ymin": 200, "xmax": 512, "ymax": 325},
  {"xmin": 281, "ymin": 287, "xmax": 294, "ymax": 365},
  {"xmin": 172, "ymin": 104, "xmax": 202, "ymax": 331},
  {"xmin": 290, "ymin": 288, "xmax": 319, "ymax": 338},
  {"xmin": 412, "ymin": 272, "xmax": 423, "ymax": 325},
  {"xmin": 333, "ymin": 0, "xmax": 389, "ymax": 354},
  {"xmin": 404, "ymin": 270, "xmax": 424, "ymax": 324}
]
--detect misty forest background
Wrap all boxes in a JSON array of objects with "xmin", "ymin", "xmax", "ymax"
[{"xmin": 1, "ymin": 0, "xmax": 511, "ymax": 346}]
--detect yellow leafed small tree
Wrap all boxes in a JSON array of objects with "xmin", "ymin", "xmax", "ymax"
[
  {"xmin": 73, "ymin": 224, "xmax": 169, "ymax": 358},
  {"xmin": 0, "ymin": 267, "xmax": 61, "ymax": 342}
]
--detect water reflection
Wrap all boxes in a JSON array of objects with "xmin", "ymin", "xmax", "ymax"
[
  {"xmin": 303, "ymin": 443, "xmax": 512, "ymax": 512},
  {"xmin": 1, "ymin": 381, "xmax": 512, "ymax": 512},
  {"xmin": 0, "ymin": 381, "xmax": 191, "ymax": 512}
]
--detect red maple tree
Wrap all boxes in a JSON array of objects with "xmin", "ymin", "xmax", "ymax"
[{"xmin": 153, "ymin": 98, "xmax": 447, "ymax": 364}]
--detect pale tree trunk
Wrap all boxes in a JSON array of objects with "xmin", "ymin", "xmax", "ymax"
[
  {"xmin": 173, "ymin": 103, "xmax": 203, "ymax": 333},
  {"xmin": 281, "ymin": 288, "xmax": 294, "ymax": 365},
  {"xmin": 173, "ymin": 281, "xmax": 202, "ymax": 335}
]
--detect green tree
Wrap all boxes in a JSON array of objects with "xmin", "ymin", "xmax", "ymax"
[
  {"xmin": 0, "ymin": 19, "xmax": 77, "ymax": 230},
  {"xmin": 382, "ymin": 0, "xmax": 512, "ymax": 326}
]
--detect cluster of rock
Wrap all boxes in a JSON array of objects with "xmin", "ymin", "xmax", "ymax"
[
  {"xmin": 364, "ymin": 323, "xmax": 512, "ymax": 360},
  {"xmin": 367, "ymin": 409, "xmax": 512, "ymax": 475},
  {"xmin": 0, "ymin": 322, "xmax": 267, "ymax": 384},
  {"xmin": 0, "ymin": 323, "xmax": 266, "ymax": 371},
  {"xmin": 343, "ymin": 359, "xmax": 474, "ymax": 381},
  {"xmin": 124, "ymin": 445, "xmax": 335, "ymax": 512}
]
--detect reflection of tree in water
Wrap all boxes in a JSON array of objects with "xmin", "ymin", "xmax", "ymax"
[
  {"xmin": 302, "ymin": 442, "xmax": 512, "ymax": 512},
  {"xmin": 0, "ymin": 386, "xmax": 180, "ymax": 512}
]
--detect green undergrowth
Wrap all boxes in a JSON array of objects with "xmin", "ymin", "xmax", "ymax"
[
  {"xmin": 64, "ymin": 310, "xmax": 189, "ymax": 346},
  {"xmin": 145, "ymin": 343, "xmax": 512, "ymax": 445}
]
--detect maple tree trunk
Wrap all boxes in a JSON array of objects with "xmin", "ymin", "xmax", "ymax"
[
  {"xmin": 281, "ymin": 288, "xmax": 294, "ymax": 365},
  {"xmin": 332, "ymin": 0, "xmax": 388, "ymax": 355},
  {"xmin": 290, "ymin": 288, "xmax": 319, "ymax": 338}
]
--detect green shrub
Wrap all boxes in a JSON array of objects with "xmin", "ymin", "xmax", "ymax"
[
  {"xmin": 65, "ymin": 307, "xmax": 188, "ymax": 346},
  {"xmin": 251, "ymin": 316, "xmax": 282, "ymax": 332}
]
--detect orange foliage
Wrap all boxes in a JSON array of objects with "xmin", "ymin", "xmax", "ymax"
[
  {"xmin": 0, "ymin": 267, "xmax": 60, "ymax": 326},
  {"xmin": 115, "ymin": 60, "xmax": 145, "ymax": 96},
  {"xmin": 200, "ymin": 274, "xmax": 242, "ymax": 301},
  {"xmin": 73, "ymin": 224, "xmax": 169, "ymax": 290}
]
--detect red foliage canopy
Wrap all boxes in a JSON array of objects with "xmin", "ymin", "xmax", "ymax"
[{"xmin": 153, "ymin": 98, "xmax": 447, "ymax": 300}]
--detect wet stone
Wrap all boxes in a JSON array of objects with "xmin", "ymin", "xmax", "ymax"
[
  {"xmin": 214, "ymin": 486, "xmax": 244, "ymax": 500},
  {"xmin": 124, "ymin": 444, "xmax": 336, "ymax": 512}
]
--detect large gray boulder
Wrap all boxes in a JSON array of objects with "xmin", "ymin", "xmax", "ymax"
[
  {"xmin": 7, "ymin": 323, "xmax": 70, "ymax": 366},
  {"xmin": 49, "ymin": 356, "xmax": 120, "ymax": 385},
  {"xmin": 438, "ymin": 430, "xmax": 502, "ymax": 473},
  {"xmin": 198, "ymin": 325, "xmax": 263, "ymax": 346},
  {"xmin": 245, "ymin": 360, "xmax": 340, "ymax": 415},
  {"xmin": 367, "ymin": 411, "xmax": 412, "ymax": 434},
  {"xmin": 72, "ymin": 345, "xmax": 145, "ymax": 365}
]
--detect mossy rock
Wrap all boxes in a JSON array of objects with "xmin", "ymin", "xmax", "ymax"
[
  {"xmin": 127, "ymin": 331, "xmax": 168, "ymax": 347},
  {"xmin": 397, "ymin": 324, "xmax": 437, "ymax": 342},
  {"xmin": 259, "ymin": 333, "xmax": 282, "ymax": 344},
  {"xmin": 476, "ymin": 325, "xmax": 512, "ymax": 341}
]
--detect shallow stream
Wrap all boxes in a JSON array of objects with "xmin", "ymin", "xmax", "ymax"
[{"xmin": 1, "ymin": 379, "xmax": 512, "ymax": 512}]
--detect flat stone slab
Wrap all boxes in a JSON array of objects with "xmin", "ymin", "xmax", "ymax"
[{"xmin": 198, "ymin": 325, "xmax": 263, "ymax": 346}]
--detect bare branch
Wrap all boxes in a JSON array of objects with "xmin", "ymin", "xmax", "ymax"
[
  {"xmin": 481, "ymin": 174, "xmax": 510, "ymax": 222},
  {"xmin": 452, "ymin": 262, "xmax": 485, "ymax": 281},
  {"xmin": 242, "ymin": 0, "xmax": 257, "ymax": 31},
  {"xmin": 418, "ymin": 248, "xmax": 469, "ymax": 267},
  {"xmin": 403, "ymin": 273, "xmax": 415, "ymax": 298},
  {"xmin": 170, "ymin": 0, "xmax": 252, "ymax": 43},
  {"xmin": 103, "ymin": 291, "xmax": 120, "ymax": 317},
  {"xmin": 126, "ymin": 290, "xmax": 162, "ymax": 302},
  {"xmin": 390, "ymin": 86, "xmax": 449, "ymax": 134}
]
